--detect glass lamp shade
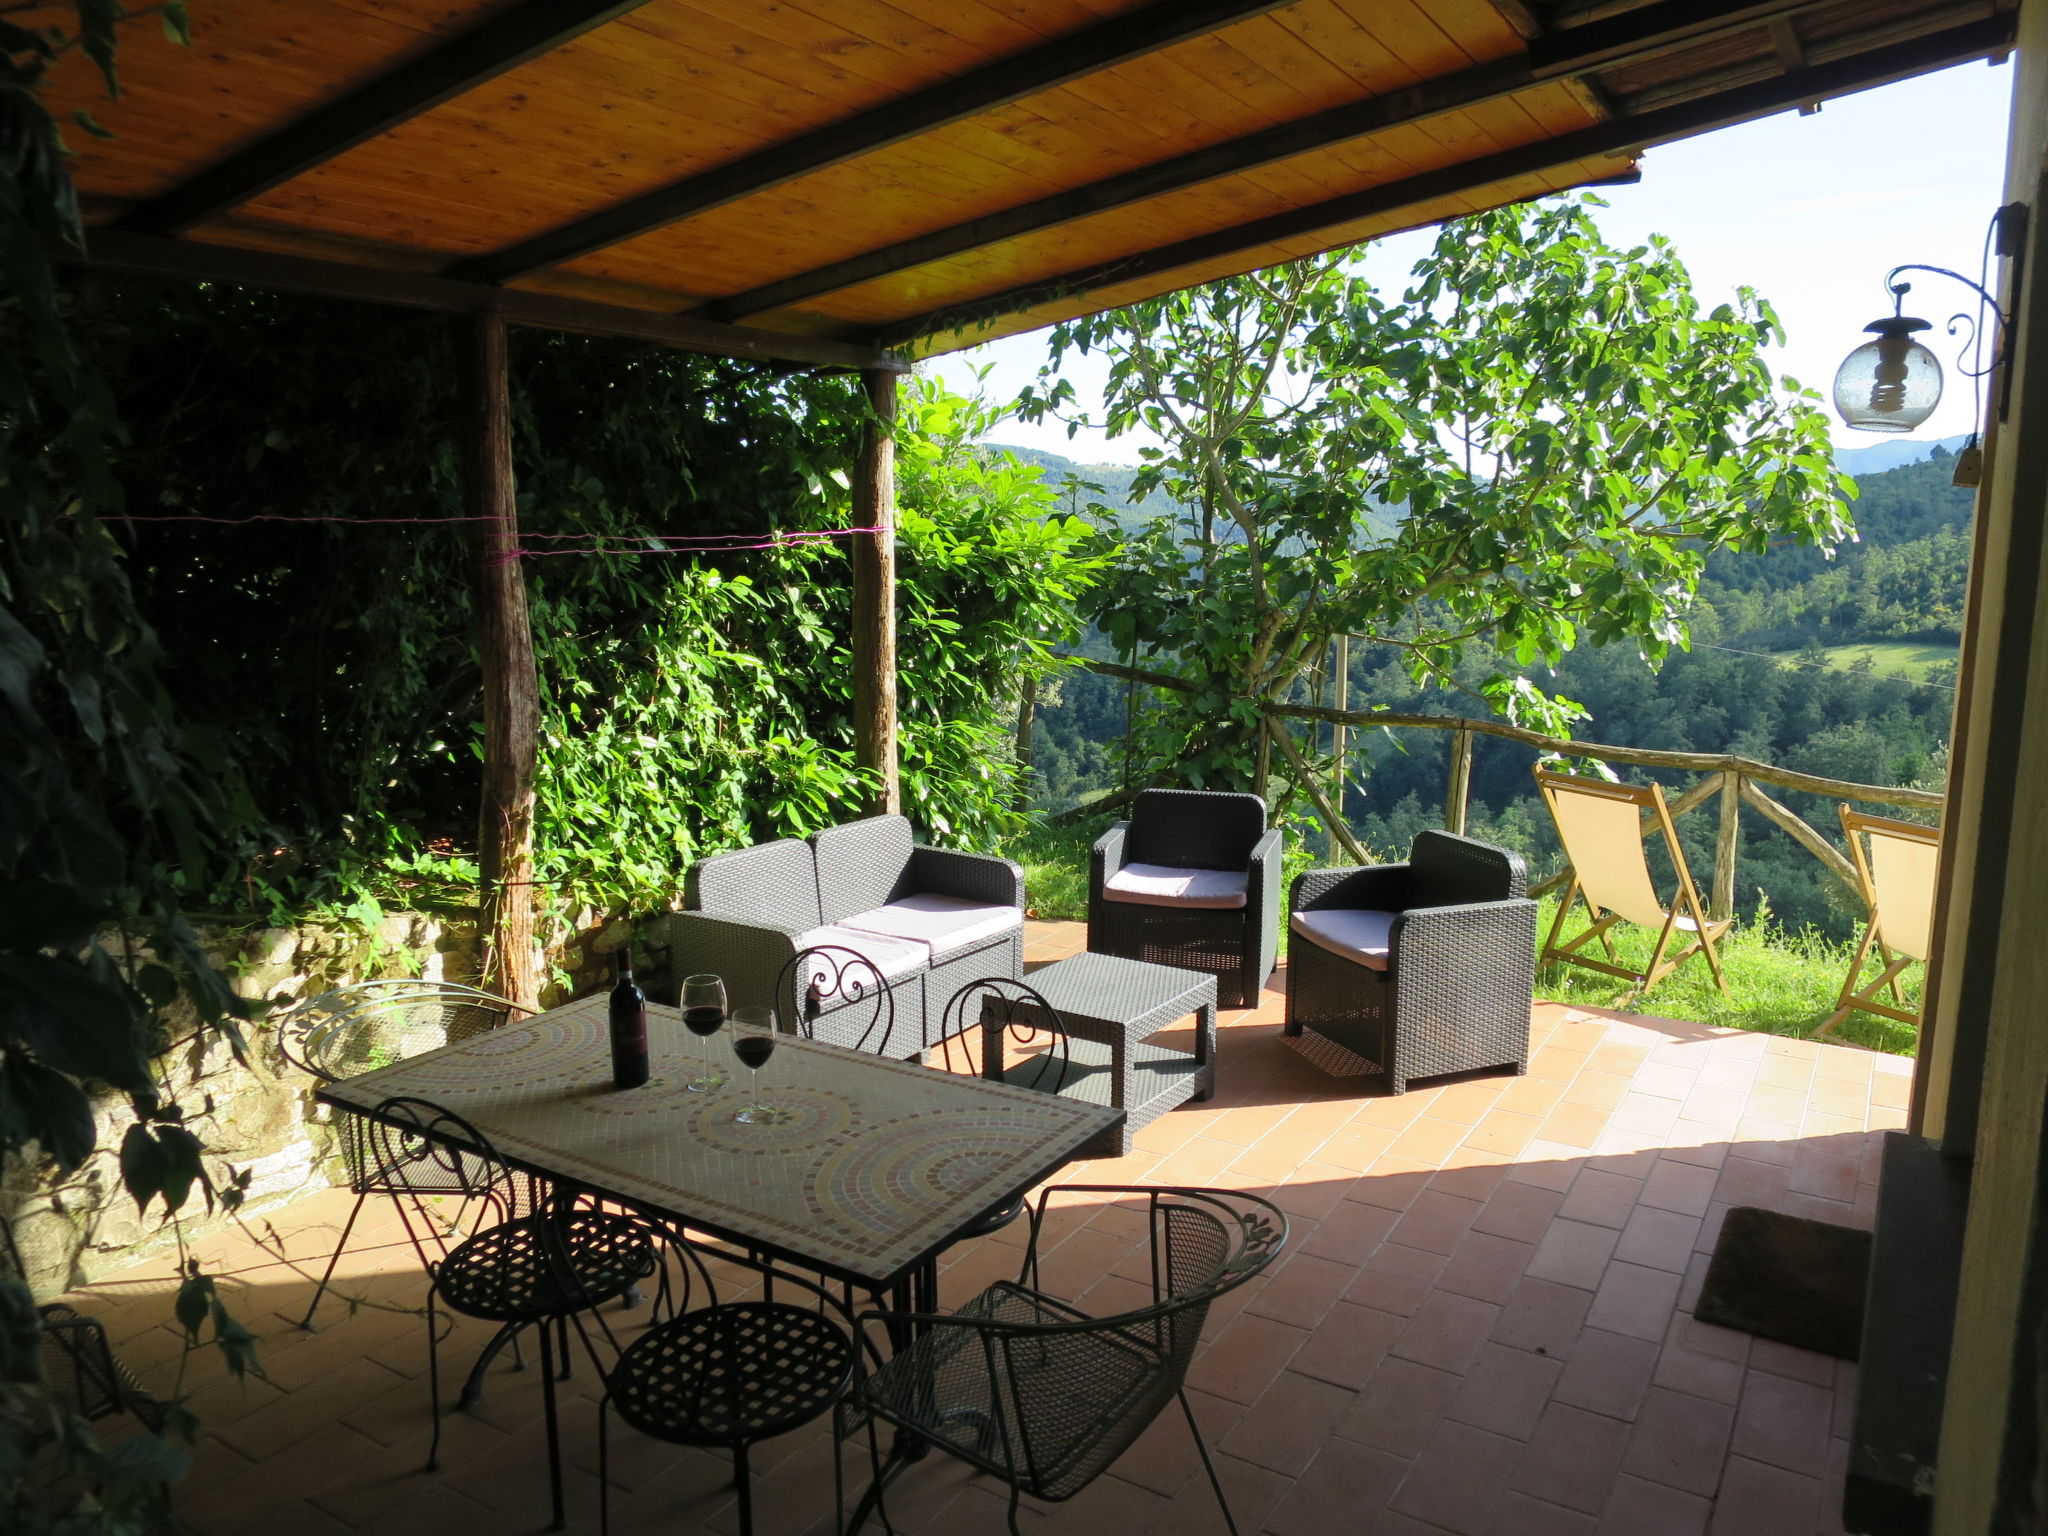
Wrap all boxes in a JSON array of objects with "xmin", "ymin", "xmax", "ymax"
[{"xmin": 1833, "ymin": 317, "xmax": 1942, "ymax": 433}]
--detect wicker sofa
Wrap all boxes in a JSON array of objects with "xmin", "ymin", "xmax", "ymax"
[
  {"xmin": 662, "ymin": 815, "xmax": 1024, "ymax": 1057},
  {"xmin": 1088, "ymin": 789, "xmax": 1283, "ymax": 1009},
  {"xmin": 1285, "ymin": 830, "xmax": 1535, "ymax": 1093}
]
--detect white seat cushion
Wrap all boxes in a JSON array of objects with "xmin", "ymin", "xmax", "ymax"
[
  {"xmin": 790, "ymin": 925, "xmax": 930, "ymax": 983},
  {"xmin": 1290, "ymin": 909, "xmax": 1399, "ymax": 972},
  {"xmin": 1102, "ymin": 862, "xmax": 1250, "ymax": 910},
  {"xmin": 840, "ymin": 894, "xmax": 1023, "ymax": 962}
]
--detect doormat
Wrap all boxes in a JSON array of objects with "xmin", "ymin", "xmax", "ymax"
[{"xmin": 1694, "ymin": 1205, "xmax": 1871, "ymax": 1360}]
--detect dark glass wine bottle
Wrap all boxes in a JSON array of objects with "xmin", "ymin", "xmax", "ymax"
[{"xmin": 608, "ymin": 950, "xmax": 649, "ymax": 1089}]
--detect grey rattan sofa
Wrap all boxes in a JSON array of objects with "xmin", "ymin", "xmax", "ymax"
[
  {"xmin": 1088, "ymin": 789, "xmax": 1282, "ymax": 1009},
  {"xmin": 663, "ymin": 815, "xmax": 1024, "ymax": 1056},
  {"xmin": 1285, "ymin": 830, "xmax": 1535, "ymax": 1093}
]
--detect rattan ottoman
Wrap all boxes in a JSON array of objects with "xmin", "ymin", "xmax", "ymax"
[{"xmin": 984, "ymin": 952, "xmax": 1217, "ymax": 1158}]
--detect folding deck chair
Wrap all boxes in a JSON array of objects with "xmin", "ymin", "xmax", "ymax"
[
  {"xmin": 1817, "ymin": 806, "xmax": 1940, "ymax": 1041},
  {"xmin": 1534, "ymin": 769, "xmax": 1730, "ymax": 996}
]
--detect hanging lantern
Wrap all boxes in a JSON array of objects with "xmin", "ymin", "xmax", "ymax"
[{"xmin": 1832, "ymin": 286, "xmax": 1942, "ymax": 434}]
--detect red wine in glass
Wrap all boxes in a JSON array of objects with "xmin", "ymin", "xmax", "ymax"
[
  {"xmin": 731, "ymin": 1006, "xmax": 783, "ymax": 1125},
  {"xmin": 732, "ymin": 1035, "xmax": 775, "ymax": 1070},
  {"xmin": 680, "ymin": 974, "xmax": 729, "ymax": 1092},
  {"xmin": 683, "ymin": 1006, "xmax": 725, "ymax": 1037}
]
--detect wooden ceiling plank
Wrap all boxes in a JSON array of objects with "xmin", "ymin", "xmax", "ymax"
[
  {"xmin": 448, "ymin": 0, "xmax": 1302, "ymax": 284},
  {"xmin": 871, "ymin": 12, "xmax": 2013, "ymax": 347},
  {"xmin": 113, "ymin": 0, "xmax": 657, "ymax": 237},
  {"xmin": 701, "ymin": 0, "xmax": 1834, "ymax": 322},
  {"xmin": 67, "ymin": 229, "xmax": 907, "ymax": 371}
]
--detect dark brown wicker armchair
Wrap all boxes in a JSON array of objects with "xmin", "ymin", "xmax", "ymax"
[
  {"xmin": 1285, "ymin": 830, "xmax": 1535, "ymax": 1093},
  {"xmin": 1088, "ymin": 789, "xmax": 1281, "ymax": 1008}
]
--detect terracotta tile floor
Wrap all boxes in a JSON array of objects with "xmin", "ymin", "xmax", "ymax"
[{"xmin": 64, "ymin": 921, "xmax": 1906, "ymax": 1535}]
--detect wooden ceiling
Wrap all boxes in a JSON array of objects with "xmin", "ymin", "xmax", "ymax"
[{"xmin": 45, "ymin": 0, "xmax": 2019, "ymax": 370}]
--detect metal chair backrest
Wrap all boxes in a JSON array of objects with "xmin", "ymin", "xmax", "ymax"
[
  {"xmin": 1841, "ymin": 807, "xmax": 1941, "ymax": 963},
  {"xmin": 276, "ymin": 979, "xmax": 519, "ymax": 1083},
  {"xmin": 362, "ymin": 1095, "xmax": 527, "ymax": 1268},
  {"xmin": 1534, "ymin": 770, "xmax": 1693, "ymax": 927},
  {"xmin": 774, "ymin": 945, "xmax": 897, "ymax": 1055},
  {"xmin": 937, "ymin": 976, "xmax": 1073, "ymax": 1089}
]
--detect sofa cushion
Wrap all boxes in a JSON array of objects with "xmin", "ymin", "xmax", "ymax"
[
  {"xmin": 1290, "ymin": 909, "xmax": 1398, "ymax": 972},
  {"xmin": 1103, "ymin": 862, "xmax": 1250, "ymax": 910},
  {"xmin": 841, "ymin": 894, "xmax": 1023, "ymax": 962},
  {"xmin": 791, "ymin": 925, "xmax": 929, "ymax": 985},
  {"xmin": 812, "ymin": 816, "xmax": 917, "ymax": 922},
  {"xmin": 688, "ymin": 838, "xmax": 822, "ymax": 929}
]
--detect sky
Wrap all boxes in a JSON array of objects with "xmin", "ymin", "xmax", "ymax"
[{"xmin": 929, "ymin": 57, "xmax": 2018, "ymax": 465}]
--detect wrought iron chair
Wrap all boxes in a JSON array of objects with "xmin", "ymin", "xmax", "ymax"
[
  {"xmin": 1817, "ymin": 806, "xmax": 1941, "ymax": 1040},
  {"xmin": 772, "ymin": 944, "xmax": 898, "ymax": 1056},
  {"xmin": 1, "ymin": 1214, "xmax": 164, "ymax": 1435},
  {"xmin": 1534, "ymin": 769, "xmax": 1730, "ymax": 995},
  {"xmin": 597, "ymin": 1221, "xmax": 862, "ymax": 1536},
  {"xmin": 841, "ymin": 1184, "xmax": 1286, "ymax": 1535},
  {"xmin": 366, "ymin": 1096, "xmax": 654, "ymax": 1532},
  {"xmin": 275, "ymin": 979, "xmax": 525, "ymax": 1329}
]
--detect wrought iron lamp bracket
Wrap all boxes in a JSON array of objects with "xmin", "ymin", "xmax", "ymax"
[{"xmin": 1881, "ymin": 264, "xmax": 2009, "ymax": 380}]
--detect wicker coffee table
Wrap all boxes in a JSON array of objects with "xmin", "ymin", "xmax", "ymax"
[{"xmin": 984, "ymin": 952, "xmax": 1217, "ymax": 1158}]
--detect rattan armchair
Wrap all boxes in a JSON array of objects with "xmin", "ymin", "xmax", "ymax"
[
  {"xmin": 1088, "ymin": 789, "xmax": 1282, "ymax": 1008},
  {"xmin": 1285, "ymin": 831, "xmax": 1535, "ymax": 1093},
  {"xmin": 841, "ymin": 1185, "xmax": 1285, "ymax": 1535}
]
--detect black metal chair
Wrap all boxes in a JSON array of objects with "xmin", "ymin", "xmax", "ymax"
[
  {"xmin": 841, "ymin": 1184, "xmax": 1286, "ymax": 1535},
  {"xmin": 772, "ymin": 944, "xmax": 898, "ymax": 1056},
  {"xmin": 1088, "ymin": 789, "xmax": 1282, "ymax": 1007},
  {"xmin": 597, "ymin": 1222, "xmax": 862, "ymax": 1536},
  {"xmin": 1285, "ymin": 830, "xmax": 1536, "ymax": 1092},
  {"xmin": 1, "ymin": 1213, "xmax": 164, "ymax": 1435},
  {"xmin": 275, "ymin": 979, "xmax": 525, "ymax": 1329},
  {"xmin": 366, "ymin": 1096, "xmax": 654, "ymax": 1532}
]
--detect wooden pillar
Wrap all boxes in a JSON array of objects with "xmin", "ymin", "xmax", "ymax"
[
  {"xmin": 1712, "ymin": 770, "xmax": 1740, "ymax": 922},
  {"xmin": 1444, "ymin": 728, "xmax": 1473, "ymax": 835},
  {"xmin": 1330, "ymin": 634, "xmax": 1350, "ymax": 851},
  {"xmin": 1014, "ymin": 671, "xmax": 1036, "ymax": 813},
  {"xmin": 851, "ymin": 368, "xmax": 900, "ymax": 815},
  {"xmin": 458, "ymin": 309, "xmax": 540, "ymax": 1012}
]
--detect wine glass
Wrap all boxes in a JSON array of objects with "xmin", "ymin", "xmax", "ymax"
[
  {"xmin": 730, "ymin": 1006, "xmax": 784, "ymax": 1125},
  {"xmin": 680, "ymin": 974, "xmax": 729, "ymax": 1092}
]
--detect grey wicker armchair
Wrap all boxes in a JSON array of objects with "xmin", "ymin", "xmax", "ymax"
[
  {"xmin": 1088, "ymin": 789, "xmax": 1282, "ymax": 1008},
  {"xmin": 1286, "ymin": 830, "xmax": 1535, "ymax": 1093},
  {"xmin": 841, "ymin": 1185, "xmax": 1285, "ymax": 1535}
]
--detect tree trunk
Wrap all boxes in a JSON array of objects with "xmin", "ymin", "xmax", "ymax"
[
  {"xmin": 1014, "ymin": 671, "xmax": 1036, "ymax": 813},
  {"xmin": 851, "ymin": 369, "xmax": 900, "ymax": 815},
  {"xmin": 458, "ymin": 309, "xmax": 540, "ymax": 1011}
]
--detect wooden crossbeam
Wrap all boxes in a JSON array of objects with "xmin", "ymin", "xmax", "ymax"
[
  {"xmin": 449, "ymin": 0, "xmax": 1300, "ymax": 287},
  {"xmin": 877, "ymin": 14, "xmax": 2014, "ymax": 349},
  {"xmin": 114, "ymin": 0, "xmax": 654, "ymax": 237},
  {"xmin": 66, "ymin": 230, "xmax": 910, "ymax": 373},
  {"xmin": 702, "ymin": 0, "xmax": 1833, "ymax": 324}
]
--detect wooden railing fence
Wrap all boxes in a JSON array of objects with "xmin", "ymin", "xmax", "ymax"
[{"xmin": 1076, "ymin": 657, "xmax": 1944, "ymax": 918}]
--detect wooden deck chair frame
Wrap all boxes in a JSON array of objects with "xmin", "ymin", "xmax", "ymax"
[
  {"xmin": 1816, "ymin": 805, "xmax": 1941, "ymax": 1041},
  {"xmin": 1534, "ymin": 770, "xmax": 1731, "ymax": 996}
]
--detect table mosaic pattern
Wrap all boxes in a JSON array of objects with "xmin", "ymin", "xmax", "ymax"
[{"xmin": 315, "ymin": 996, "xmax": 1120, "ymax": 1286}]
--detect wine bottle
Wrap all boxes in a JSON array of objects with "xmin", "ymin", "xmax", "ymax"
[{"xmin": 608, "ymin": 950, "xmax": 649, "ymax": 1090}]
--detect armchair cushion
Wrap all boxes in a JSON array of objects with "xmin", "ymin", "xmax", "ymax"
[
  {"xmin": 840, "ymin": 893, "xmax": 1023, "ymax": 961},
  {"xmin": 789, "ymin": 924, "xmax": 929, "ymax": 983},
  {"xmin": 1103, "ymin": 862, "xmax": 1251, "ymax": 910},
  {"xmin": 1289, "ymin": 909, "xmax": 1398, "ymax": 972}
]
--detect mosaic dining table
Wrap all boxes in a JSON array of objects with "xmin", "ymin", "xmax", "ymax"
[{"xmin": 313, "ymin": 993, "xmax": 1124, "ymax": 1298}]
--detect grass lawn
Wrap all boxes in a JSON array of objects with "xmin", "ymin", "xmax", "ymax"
[
  {"xmin": 1004, "ymin": 825, "xmax": 1919, "ymax": 1059},
  {"xmin": 1779, "ymin": 639, "xmax": 1958, "ymax": 683}
]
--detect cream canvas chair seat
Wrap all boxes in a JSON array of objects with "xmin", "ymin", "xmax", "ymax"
[
  {"xmin": 1534, "ymin": 769, "xmax": 1730, "ymax": 995},
  {"xmin": 1816, "ymin": 806, "xmax": 1940, "ymax": 1040}
]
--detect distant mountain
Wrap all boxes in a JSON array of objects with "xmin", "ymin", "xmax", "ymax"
[{"xmin": 1834, "ymin": 433, "xmax": 1971, "ymax": 476}]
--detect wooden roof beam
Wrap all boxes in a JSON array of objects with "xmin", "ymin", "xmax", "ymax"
[
  {"xmin": 876, "ymin": 12, "xmax": 2014, "ymax": 350},
  {"xmin": 114, "ymin": 1, "xmax": 655, "ymax": 238},
  {"xmin": 701, "ymin": 0, "xmax": 1833, "ymax": 324},
  {"xmin": 447, "ymin": 0, "xmax": 1301, "ymax": 286},
  {"xmin": 65, "ymin": 230, "xmax": 910, "ymax": 373}
]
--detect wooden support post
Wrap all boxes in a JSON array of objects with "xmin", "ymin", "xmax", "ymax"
[
  {"xmin": 851, "ymin": 368, "xmax": 900, "ymax": 815},
  {"xmin": 458, "ymin": 308, "xmax": 540, "ymax": 1011},
  {"xmin": 1445, "ymin": 728, "xmax": 1474, "ymax": 835},
  {"xmin": 1713, "ymin": 770, "xmax": 1741, "ymax": 922},
  {"xmin": 1014, "ymin": 671, "xmax": 1036, "ymax": 813},
  {"xmin": 1331, "ymin": 634, "xmax": 1350, "ymax": 861}
]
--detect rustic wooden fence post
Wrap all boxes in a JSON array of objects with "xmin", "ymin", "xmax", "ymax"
[
  {"xmin": 1331, "ymin": 634, "xmax": 1350, "ymax": 861},
  {"xmin": 1714, "ymin": 770, "xmax": 1741, "ymax": 921},
  {"xmin": 851, "ymin": 368, "xmax": 900, "ymax": 814},
  {"xmin": 1445, "ymin": 728, "xmax": 1474, "ymax": 835},
  {"xmin": 1014, "ymin": 671, "xmax": 1036, "ymax": 813},
  {"xmin": 458, "ymin": 308, "xmax": 540, "ymax": 1011}
]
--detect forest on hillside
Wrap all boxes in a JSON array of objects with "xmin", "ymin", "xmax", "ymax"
[{"xmin": 1022, "ymin": 446, "xmax": 1973, "ymax": 942}]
